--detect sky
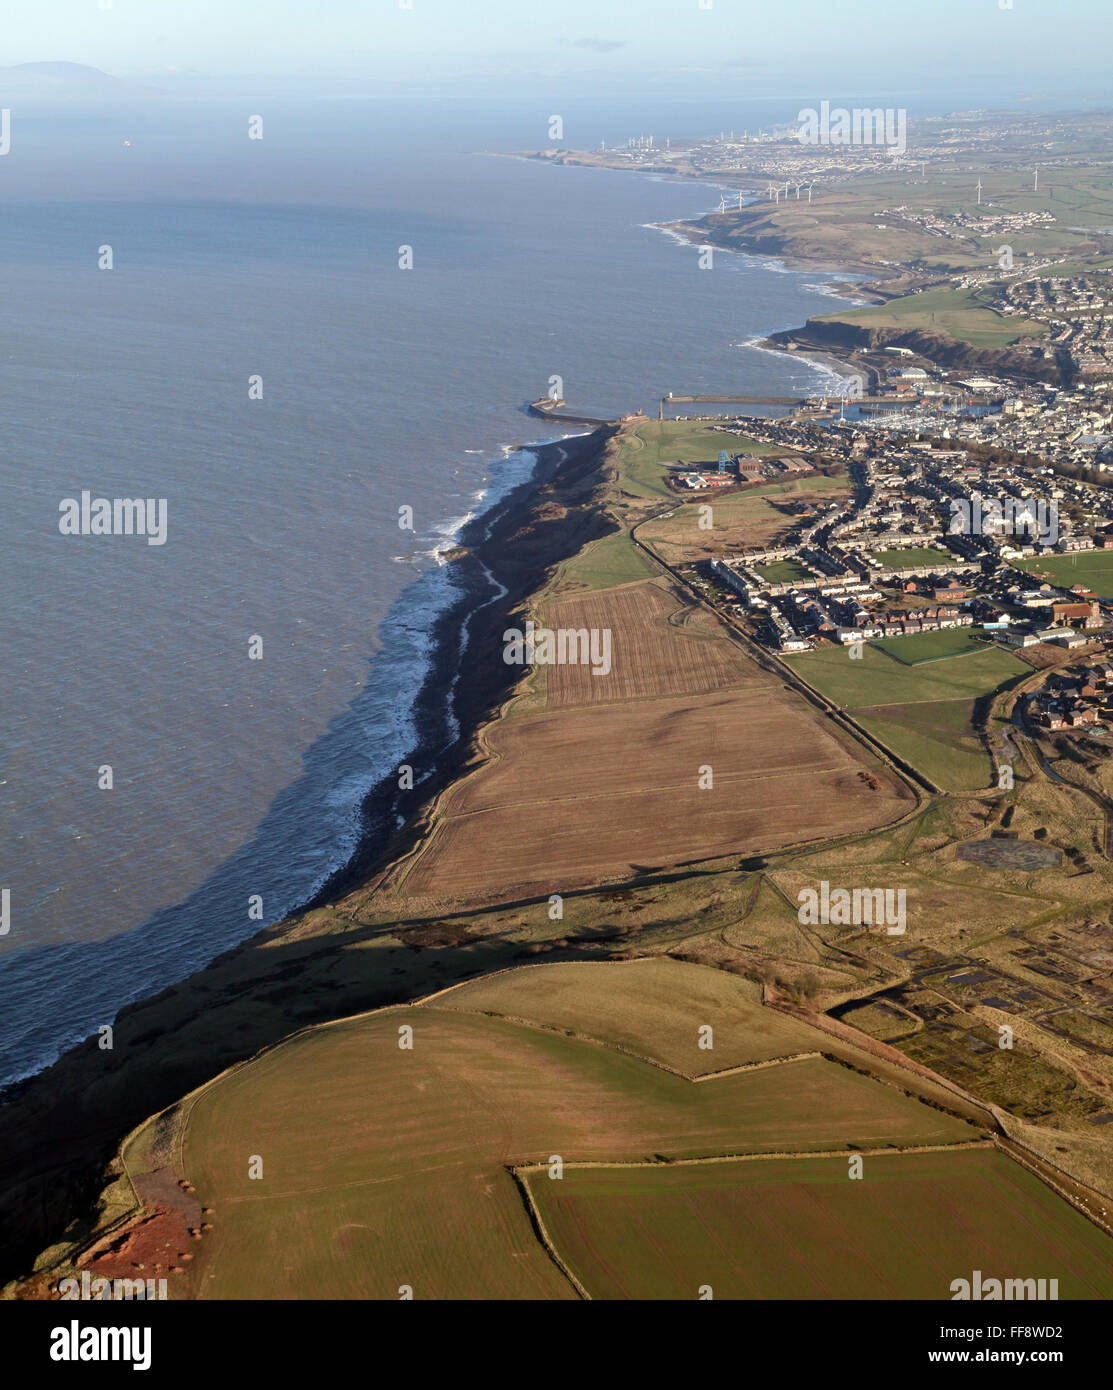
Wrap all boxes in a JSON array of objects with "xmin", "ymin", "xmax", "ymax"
[{"xmin": 2, "ymin": 0, "xmax": 1111, "ymax": 94}]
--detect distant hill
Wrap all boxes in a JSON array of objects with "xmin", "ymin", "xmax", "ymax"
[{"xmin": 0, "ymin": 62, "xmax": 154, "ymax": 98}]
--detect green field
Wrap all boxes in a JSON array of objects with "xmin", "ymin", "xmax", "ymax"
[
  {"xmin": 438, "ymin": 959, "xmax": 822, "ymax": 1075},
  {"xmin": 873, "ymin": 546, "xmax": 957, "ymax": 569},
  {"xmin": 872, "ymin": 627, "xmax": 990, "ymax": 664},
  {"xmin": 818, "ymin": 285, "xmax": 1047, "ymax": 350},
  {"xmin": 1036, "ymin": 258, "xmax": 1113, "ymax": 279},
  {"xmin": 615, "ymin": 419, "xmax": 777, "ymax": 500},
  {"xmin": 527, "ymin": 1149, "xmax": 1113, "ymax": 1300},
  {"xmin": 1016, "ymin": 550, "xmax": 1113, "ymax": 600},
  {"xmin": 154, "ymin": 962, "xmax": 983, "ymax": 1298},
  {"xmin": 554, "ymin": 525, "xmax": 654, "ymax": 591},
  {"xmin": 855, "ymin": 699, "xmax": 992, "ymax": 792},
  {"xmin": 787, "ymin": 639, "xmax": 1027, "ymax": 790},
  {"xmin": 752, "ymin": 559, "xmax": 815, "ymax": 585}
]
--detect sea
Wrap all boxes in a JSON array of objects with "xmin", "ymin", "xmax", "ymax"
[{"xmin": 0, "ymin": 89, "xmax": 1021, "ymax": 1088}]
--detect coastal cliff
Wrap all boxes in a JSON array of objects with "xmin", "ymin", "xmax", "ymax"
[
  {"xmin": 768, "ymin": 318, "xmax": 1070, "ymax": 386},
  {"xmin": 0, "ymin": 425, "xmax": 620, "ymax": 1291}
]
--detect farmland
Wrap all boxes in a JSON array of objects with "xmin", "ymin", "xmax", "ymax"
[
  {"xmin": 689, "ymin": 163, "xmax": 1113, "ymax": 280},
  {"xmin": 786, "ymin": 638, "xmax": 1028, "ymax": 791},
  {"xmin": 110, "ymin": 960, "xmax": 1007, "ymax": 1300},
  {"xmin": 551, "ymin": 417, "xmax": 843, "ymax": 581},
  {"xmin": 390, "ymin": 578, "xmax": 912, "ymax": 907},
  {"xmin": 526, "ymin": 1148, "xmax": 1113, "ymax": 1300},
  {"xmin": 541, "ymin": 580, "xmax": 754, "ymax": 707},
  {"xmin": 854, "ymin": 699, "xmax": 992, "ymax": 792},
  {"xmin": 398, "ymin": 688, "xmax": 908, "ymax": 904},
  {"xmin": 438, "ymin": 958, "xmax": 823, "ymax": 1074},
  {"xmin": 1016, "ymin": 549, "xmax": 1113, "ymax": 600},
  {"xmin": 787, "ymin": 635, "xmax": 1024, "ymax": 707},
  {"xmin": 33, "ymin": 746, "xmax": 1113, "ymax": 1298},
  {"xmin": 98, "ymin": 957, "xmax": 1113, "ymax": 1301}
]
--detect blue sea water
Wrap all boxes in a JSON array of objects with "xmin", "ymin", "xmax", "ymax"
[{"xmin": 0, "ymin": 92, "xmax": 941, "ymax": 1086}]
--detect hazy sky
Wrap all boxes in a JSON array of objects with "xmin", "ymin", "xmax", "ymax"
[{"xmin": 5, "ymin": 0, "xmax": 1111, "ymax": 90}]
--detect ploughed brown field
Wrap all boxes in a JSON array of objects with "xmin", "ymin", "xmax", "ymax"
[
  {"xmin": 394, "ymin": 579, "xmax": 912, "ymax": 907},
  {"xmin": 543, "ymin": 580, "xmax": 763, "ymax": 706}
]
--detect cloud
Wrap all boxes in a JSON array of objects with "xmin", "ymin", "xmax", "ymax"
[{"xmin": 569, "ymin": 38, "xmax": 628, "ymax": 54}]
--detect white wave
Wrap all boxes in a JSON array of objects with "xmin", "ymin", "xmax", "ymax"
[
  {"xmin": 729, "ymin": 336, "xmax": 849, "ymax": 394},
  {"xmin": 803, "ymin": 279, "xmax": 869, "ymax": 304},
  {"xmin": 641, "ymin": 221, "xmax": 698, "ymax": 248}
]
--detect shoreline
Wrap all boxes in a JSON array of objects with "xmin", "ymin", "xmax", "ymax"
[
  {"xmin": 648, "ymin": 213, "xmax": 886, "ymax": 390},
  {"xmin": 660, "ymin": 210, "xmax": 1068, "ymax": 389},
  {"xmin": 0, "ymin": 421, "xmax": 619, "ymax": 1286},
  {"xmin": 0, "ymin": 161, "xmax": 869, "ymax": 1119},
  {"xmin": 656, "ymin": 211, "xmax": 1068, "ymax": 389},
  {"xmin": 303, "ymin": 426, "xmax": 605, "ymax": 910},
  {"xmin": 0, "ymin": 431, "xmax": 586, "ymax": 1099},
  {"xmin": 652, "ymin": 211, "xmax": 892, "ymax": 287},
  {"xmin": 0, "ymin": 152, "xmax": 956, "ymax": 1287}
]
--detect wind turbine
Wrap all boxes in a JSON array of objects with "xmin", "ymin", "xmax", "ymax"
[
  {"xmin": 738, "ymin": 191, "xmax": 744, "ymax": 210},
  {"xmin": 976, "ymin": 178, "xmax": 983, "ymax": 206},
  {"xmin": 718, "ymin": 193, "xmax": 728, "ymax": 213},
  {"xmin": 808, "ymin": 182, "xmax": 815, "ymax": 204}
]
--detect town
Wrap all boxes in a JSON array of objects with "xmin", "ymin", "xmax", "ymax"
[{"xmin": 660, "ymin": 401, "xmax": 1113, "ymax": 738}]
